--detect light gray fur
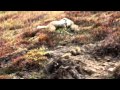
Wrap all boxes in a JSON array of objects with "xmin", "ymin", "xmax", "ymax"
[{"xmin": 36, "ymin": 18, "xmax": 79, "ymax": 31}]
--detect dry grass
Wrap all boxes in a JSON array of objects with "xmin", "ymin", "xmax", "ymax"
[
  {"xmin": 0, "ymin": 11, "xmax": 120, "ymax": 79},
  {"xmin": 0, "ymin": 43, "xmax": 15, "ymax": 57},
  {"xmin": 0, "ymin": 75, "xmax": 12, "ymax": 79},
  {"xmin": 1, "ymin": 11, "xmax": 120, "ymax": 58},
  {"xmin": 0, "ymin": 11, "xmax": 120, "ymax": 54}
]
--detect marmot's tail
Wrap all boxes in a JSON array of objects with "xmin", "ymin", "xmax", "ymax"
[{"xmin": 37, "ymin": 26, "xmax": 48, "ymax": 29}]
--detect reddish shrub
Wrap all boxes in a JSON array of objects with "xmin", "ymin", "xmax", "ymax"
[
  {"xmin": 0, "ymin": 39, "xmax": 7, "ymax": 48},
  {"xmin": 72, "ymin": 34, "xmax": 91, "ymax": 45},
  {"xmin": 6, "ymin": 56, "xmax": 41, "ymax": 73},
  {"xmin": 21, "ymin": 30, "xmax": 38, "ymax": 38},
  {"xmin": 91, "ymin": 26, "xmax": 113, "ymax": 41},
  {"xmin": 65, "ymin": 11, "xmax": 91, "ymax": 23},
  {"xmin": 0, "ymin": 44, "xmax": 15, "ymax": 57},
  {"xmin": 93, "ymin": 30, "xmax": 120, "ymax": 58},
  {"xmin": 36, "ymin": 30, "xmax": 61, "ymax": 47},
  {"xmin": 15, "ymin": 39, "xmax": 31, "ymax": 48}
]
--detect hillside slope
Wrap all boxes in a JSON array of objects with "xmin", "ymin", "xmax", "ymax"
[{"xmin": 0, "ymin": 11, "xmax": 120, "ymax": 79}]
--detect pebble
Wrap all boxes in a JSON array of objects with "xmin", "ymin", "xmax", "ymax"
[
  {"xmin": 70, "ymin": 47, "xmax": 81, "ymax": 56},
  {"xmin": 104, "ymin": 56, "xmax": 111, "ymax": 61},
  {"xmin": 108, "ymin": 68, "xmax": 115, "ymax": 72},
  {"xmin": 61, "ymin": 53, "xmax": 72, "ymax": 59}
]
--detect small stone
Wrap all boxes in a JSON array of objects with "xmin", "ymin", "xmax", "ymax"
[
  {"xmin": 76, "ymin": 47, "xmax": 81, "ymax": 53},
  {"xmin": 70, "ymin": 46, "xmax": 81, "ymax": 56},
  {"xmin": 103, "ymin": 63, "xmax": 108, "ymax": 66},
  {"xmin": 45, "ymin": 51, "xmax": 54, "ymax": 58},
  {"xmin": 61, "ymin": 53, "xmax": 71, "ymax": 59},
  {"xmin": 71, "ymin": 49, "xmax": 77, "ymax": 55},
  {"xmin": 104, "ymin": 56, "xmax": 111, "ymax": 61},
  {"xmin": 108, "ymin": 68, "xmax": 115, "ymax": 72}
]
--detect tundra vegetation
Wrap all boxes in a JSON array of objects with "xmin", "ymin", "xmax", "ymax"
[{"xmin": 0, "ymin": 11, "xmax": 120, "ymax": 79}]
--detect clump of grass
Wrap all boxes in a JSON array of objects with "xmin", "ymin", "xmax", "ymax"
[
  {"xmin": 56, "ymin": 28, "xmax": 72, "ymax": 35},
  {"xmin": 24, "ymin": 46, "xmax": 50, "ymax": 69},
  {"xmin": 0, "ymin": 11, "xmax": 18, "ymax": 23},
  {"xmin": 4, "ymin": 56, "xmax": 41, "ymax": 74},
  {"xmin": 15, "ymin": 39, "xmax": 31, "ymax": 49},
  {"xmin": 5, "ymin": 57, "xmax": 26, "ymax": 73},
  {"xmin": 0, "ymin": 38, "xmax": 7, "ymax": 47},
  {"xmin": 93, "ymin": 30, "xmax": 120, "ymax": 58},
  {"xmin": 25, "ymin": 47, "xmax": 48, "ymax": 62},
  {"xmin": 2, "ymin": 30, "xmax": 18, "ymax": 44},
  {"xmin": 0, "ymin": 75, "xmax": 12, "ymax": 79},
  {"xmin": 91, "ymin": 26, "xmax": 112, "ymax": 41},
  {"xmin": 65, "ymin": 11, "xmax": 95, "ymax": 26},
  {"xmin": 21, "ymin": 30, "xmax": 38, "ymax": 39},
  {"xmin": 72, "ymin": 34, "xmax": 92, "ymax": 45},
  {"xmin": 0, "ymin": 11, "xmax": 6, "ymax": 14},
  {"xmin": 35, "ymin": 30, "xmax": 63, "ymax": 47},
  {"xmin": 2, "ymin": 19, "xmax": 24, "ymax": 30},
  {"xmin": 0, "ymin": 44, "xmax": 15, "ymax": 57}
]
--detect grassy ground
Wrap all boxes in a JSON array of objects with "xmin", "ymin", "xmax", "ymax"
[{"xmin": 0, "ymin": 11, "xmax": 120, "ymax": 79}]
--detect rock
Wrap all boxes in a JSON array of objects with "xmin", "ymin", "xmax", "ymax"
[
  {"xmin": 61, "ymin": 53, "xmax": 72, "ymax": 59},
  {"xmin": 70, "ymin": 46, "xmax": 81, "ymax": 56},
  {"xmin": 70, "ymin": 49, "xmax": 77, "ymax": 56},
  {"xmin": 44, "ymin": 51, "xmax": 54, "ymax": 58},
  {"xmin": 76, "ymin": 46, "xmax": 81, "ymax": 53},
  {"xmin": 112, "ymin": 65, "xmax": 120, "ymax": 78},
  {"xmin": 104, "ymin": 56, "xmax": 111, "ymax": 61},
  {"xmin": 108, "ymin": 68, "xmax": 115, "ymax": 72}
]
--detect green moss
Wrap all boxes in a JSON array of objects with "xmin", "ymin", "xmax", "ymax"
[{"xmin": 56, "ymin": 28, "xmax": 72, "ymax": 35}]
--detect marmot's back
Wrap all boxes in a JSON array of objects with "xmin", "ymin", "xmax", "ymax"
[{"xmin": 49, "ymin": 19, "xmax": 66, "ymax": 28}]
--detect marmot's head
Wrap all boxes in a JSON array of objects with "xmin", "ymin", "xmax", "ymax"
[
  {"xmin": 62, "ymin": 18, "xmax": 74, "ymax": 27},
  {"xmin": 62, "ymin": 18, "xmax": 71, "ymax": 22}
]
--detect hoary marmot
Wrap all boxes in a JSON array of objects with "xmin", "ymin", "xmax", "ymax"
[{"xmin": 37, "ymin": 18, "xmax": 79, "ymax": 32}]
